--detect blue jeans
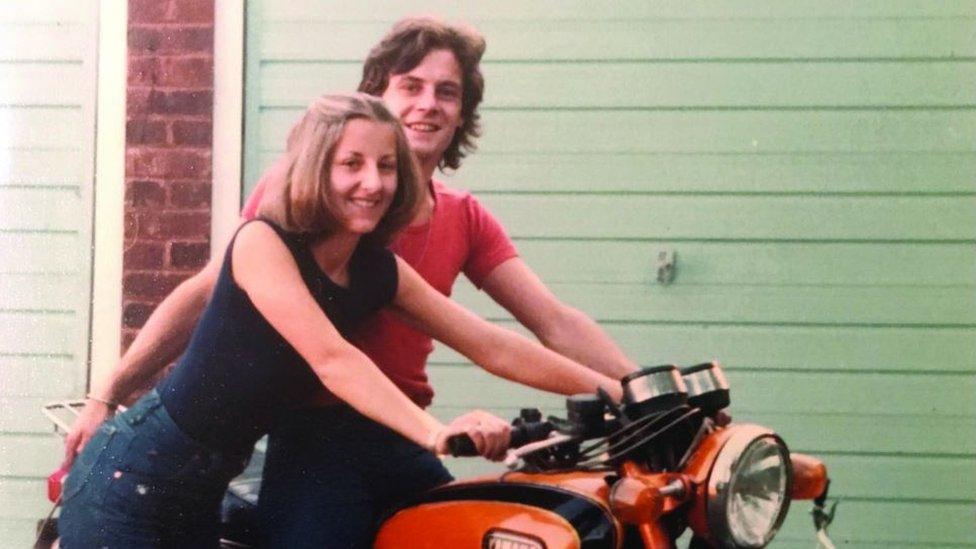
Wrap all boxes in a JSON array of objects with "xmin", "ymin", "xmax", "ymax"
[
  {"xmin": 259, "ymin": 406, "xmax": 454, "ymax": 548},
  {"xmin": 58, "ymin": 390, "xmax": 250, "ymax": 548}
]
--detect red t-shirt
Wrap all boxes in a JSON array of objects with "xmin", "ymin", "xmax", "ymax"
[{"xmin": 241, "ymin": 165, "xmax": 518, "ymax": 407}]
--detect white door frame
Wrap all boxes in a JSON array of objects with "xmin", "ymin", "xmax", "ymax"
[
  {"xmin": 89, "ymin": 0, "xmax": 127, "ymax": 384},
  {"xmin": 211, "ymin": 0, "xmax": 246, "ymax": 253}
]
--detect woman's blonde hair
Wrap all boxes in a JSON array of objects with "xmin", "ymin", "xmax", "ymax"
[{"xmin": 258, "ymin": 92, "xmax": 422, "ymax": 246}]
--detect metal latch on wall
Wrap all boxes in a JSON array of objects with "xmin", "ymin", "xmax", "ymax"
[{"xmin": 656, "ymin": 248, "xmax": 677, "ymax": 285}]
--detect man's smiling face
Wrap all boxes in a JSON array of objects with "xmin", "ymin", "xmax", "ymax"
[{"xmin": 381, "ymin": 49, "xmax": 464, "ymax": 173}]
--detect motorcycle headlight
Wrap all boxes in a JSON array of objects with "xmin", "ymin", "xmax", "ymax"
[{"xmin": 706, "ymin": 430, "xmax": 792, "ymax": 548}]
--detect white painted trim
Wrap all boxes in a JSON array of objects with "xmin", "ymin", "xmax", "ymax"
[
  {"xmin": 89, "ymin": 0, "xmax": 127, "ymax": 385},
  {"xmin": 211, "ymin": 0, "xmax": 246, "ymax": 254}
]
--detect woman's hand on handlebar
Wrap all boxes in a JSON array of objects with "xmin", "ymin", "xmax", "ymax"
[{"xmin": 435, "ymin": 410, "xmax": 511, "ymax": 461}]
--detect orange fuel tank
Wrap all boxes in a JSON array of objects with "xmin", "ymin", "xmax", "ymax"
[
  {"xmin": 375, "ymin": 500, "xmax": 579, "ymax": 548},
  {"xmin": 374, "ymin": 474, "xmax": 622, "ymax": 548}
]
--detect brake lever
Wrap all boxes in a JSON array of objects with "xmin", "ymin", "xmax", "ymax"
[
  {"xmin": 597, "ymin": 387, "xmax": 622, "ymax": 418},
  {"xmin": 503, "ymin": 433, "xmax": 577, "ymax": 470}
]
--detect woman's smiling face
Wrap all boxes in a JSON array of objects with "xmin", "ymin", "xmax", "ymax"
[{"xmin": 327, "ymin": 118, "xmax": 399, "ymax": 235}]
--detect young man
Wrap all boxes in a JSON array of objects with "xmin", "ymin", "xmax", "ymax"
[{"xmin": 65, "ymin": 16, "xmax": 639, "ymax": 546}]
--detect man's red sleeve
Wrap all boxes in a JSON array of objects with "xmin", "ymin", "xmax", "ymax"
[
  {"xmin": 240, "ymin": 156, "xmax": 288, "ymax": 219},
  {"xmin": 463, "ymin": 195, "xmax": 519, "ymax": 288}
]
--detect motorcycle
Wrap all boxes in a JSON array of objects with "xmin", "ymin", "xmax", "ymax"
[{"xmin": 37, "ymin": 361, "xmax": 836, "ymax": 548}]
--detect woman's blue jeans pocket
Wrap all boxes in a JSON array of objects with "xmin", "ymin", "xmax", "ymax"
[
  {"xmin": 102, "ymin": 466, "xmax": 175, "ymax": 519},
  {"xmin": 61, "ymin": 423, "xmax": 116, "ymax": 504}
]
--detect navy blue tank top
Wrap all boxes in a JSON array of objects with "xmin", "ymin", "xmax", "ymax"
[{"xmin": 157, "ymin": 219, "xmax": 398, "ymax": 454}]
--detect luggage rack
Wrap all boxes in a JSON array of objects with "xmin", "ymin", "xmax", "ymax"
[{"xmin": 41, "ymin": 400, "xmax": 128, "ymax": 438}]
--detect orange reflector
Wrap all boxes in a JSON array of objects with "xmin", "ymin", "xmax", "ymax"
[{"xmin": 48, "ymin": 466, "xmax": 69, "ymax": 502}]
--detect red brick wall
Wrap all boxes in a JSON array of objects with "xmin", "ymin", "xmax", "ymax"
[{"xmin": 123, "ymin": 0, "xmax": 215, "ymax": 351}]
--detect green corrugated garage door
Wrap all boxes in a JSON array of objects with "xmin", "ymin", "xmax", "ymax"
[
  {"xmin": 0, "ymin": 1, "xmax": 98, "ymax": 546},
  {"xmin": 243, "ymin": 2, "xmax": 976, "ymax": 546}
]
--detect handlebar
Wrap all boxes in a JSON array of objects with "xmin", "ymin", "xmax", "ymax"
[{"xmin": 446, "ymin": 420, "xmax": 554, "ymax": 457}]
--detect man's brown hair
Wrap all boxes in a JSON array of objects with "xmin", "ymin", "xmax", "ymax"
[
  {"xmin": 358, "ymin": 17, "xmax": 486, "ymax": 172},
  {"xmin": 258, "ymin": 93, "xmax": 422, "ymax": 247}
]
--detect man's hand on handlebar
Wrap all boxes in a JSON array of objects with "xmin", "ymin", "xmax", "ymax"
[
  {"xmin": 61, "ymin": 400, "xmax": 114, "ymax": 469},
  {"xmin": 435, "ymin": 410, "xmax": 511, "ymax": 462}
]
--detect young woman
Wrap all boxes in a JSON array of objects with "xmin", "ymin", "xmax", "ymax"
[{"xmin": 57, "ymin": 93, "xmax": 619, "ymax": 547}]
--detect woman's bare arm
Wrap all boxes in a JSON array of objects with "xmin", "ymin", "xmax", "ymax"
[{"xmin": 232, "ymin": 222, "xmax": 449, "ymax": 449}]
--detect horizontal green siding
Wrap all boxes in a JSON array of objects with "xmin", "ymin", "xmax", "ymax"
[
  {"xmin": 0, "ymin": 0, "xmax": 96, "ymax": 544},
  {"xmin": 1, "ymin": 274, "xmax": 86, "ymax": 310},
  {"xmin": 0, "ymin": 188, "xmax": 85, "ymax": 231},
  {"xmin": 309, "ymin": 151, "xmax": 976, "ymax": 193},
  {"xmin": 260, "ymin": 61, "xmax": 976, "ymax": 107},
  {"xmin": 479, "ymin": 195, "xmax": 976, "ymax": 240},
  {"xmin": 505, "ymin": 241, "xmax": 976, "ymax": 285},
  {"xmin": 264, "ymin": 1, "xmax": 976, "ymax": 20},
  {"xmin": 2, "ymin": 150, "xmax": 86, "ymax": 186},
  {"xmin": 259, "ymin": 110, "xmax": 976, "ymax": 153},
  {"xmin": 454, "ymin": 283, "xmax": 974, "ymax": 325},
  {"xmin": 260, "ymin": 17, "xmax": 976, "ymax": 60},
  {"xmin": 433, "ymin": 322, "xmax": 976, "ymax": 372},
  {"xmin": 773, "ymin": 499, "xmax": 974, "ymax": 546},
  {"xmin": 0, "ymin": 234, "xmax": 83, "ymax": 273},
  {"xmin": 0, "ymin": 24, "xmax": 87, "ymax": 61},
  {"xmin": 0, "ymin": 64, "xmax": 88, "ymax": 105},
  {"xmin": 1, "ymin": 357, "xmax": 80, "ymax": 398},
  {"xmin": 0, "ymin": 315, "xmax": 75, "ymax": 356},
  {"xmin": 0, "ymin": 435, "xmax": 61, "ymax": 477},
  {"xmin": 428, "ymin": 366, "xmax": 973, "ymax": 417},
  {"xmin": 246, "ymin": 1, "xmax": 976, "ymax": 546},
  {"xmin": 0, "ymin": 109, "xmax": 86, "ymax": 147}
]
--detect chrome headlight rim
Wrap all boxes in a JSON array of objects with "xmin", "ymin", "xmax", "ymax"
[{"xmin": 706, "ymin": 427, "xmax": 793, "ymax": 548}]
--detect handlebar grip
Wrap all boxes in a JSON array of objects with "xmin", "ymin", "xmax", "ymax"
[
  {"xmin": 446, "ymin": 433, "xmax": 478, "ymax": 456},
  {"xmin": 447, "ymin": 424, "xmax": 546, "ymax": 457}
]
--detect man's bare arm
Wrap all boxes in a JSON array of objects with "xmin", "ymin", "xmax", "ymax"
[
  {"xmin": 62, "ymin": 255, "xmax": 221, "ymax": 466},
  {"xmin": 481, "ymin": 258, "xmax": 639, "ymax": 380},
  {"xmin": 102, "ymin": 258, "xmax": 221, "ymax": 402}
]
